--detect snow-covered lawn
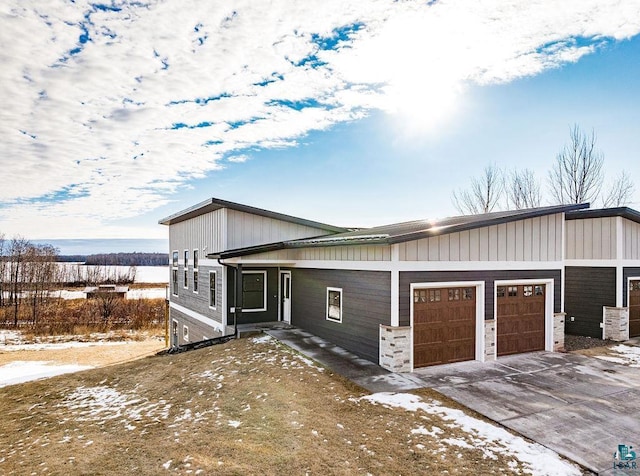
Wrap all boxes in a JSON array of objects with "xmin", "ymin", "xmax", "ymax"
[
  {"xmin": 595, "ymin": 344, "xmax": 640, "ymax": 367},
  {"xmin": 0, "ymin": 361, "xmax": 93, "ymax": 388}
]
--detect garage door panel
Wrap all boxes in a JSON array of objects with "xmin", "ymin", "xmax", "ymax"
[
  {"xmin": 629, "ymin": 281, "xmax": 640, "ymax": 338},
  {"xmin": 497, "ymin": 284, "xmax": 546, "ymax": 357},
  {"xmin": 413, "ymin": 286, "xmax": 476, "ymax": 368}
]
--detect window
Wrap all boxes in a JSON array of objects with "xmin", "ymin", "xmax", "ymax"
[
  {"xmin": 209, "ymin": 271, "xmax": 217, "ymax": 308},
  {"xmin": 193, "ymin": 250, "xmax": 199, "ymax": 293},
  {"xmin": 429, "ymin": 289, "xmax": 441, "ymax": 302},
  {"xmin": 448, "ymin": 288, "xmax": 460, "ymax": 301},
  {"xmin": 535, "ymin": 285, "xmax": 544, "ymax": 296},
  {"xmin": 183, "ymin": 250, "xmax": 189, "ymax": 288},
  {"xmin": 497, "ymin": 286, "xmax": 505, "ymax": 298},
  {"xmin": 183, "ymin": 325, "xmax": 189, "ymax": 343},
  {"xmin": 414, "ymin": 289, "xmax": 426, "ymax": 303},
  {"xmin": 523, "ymin": 285, "xmax": 533, "ymax": 297},
  {"xmin": 172, "ymin": 251, "xmax": 178, "ymax": 295},
  {"xmin": 242, "ymin": 271, "xmax": 266, "ymax": 312},
  {"xmin": 327, "ymin": 287, "xmax": 342, "ymax": 323},
  {"xmin": 463, "ymin": 288, "xmax": 474, "ymax": 300},
  {"xmin": 508, "ymin": 286, "xmax": 518, "ymax": 297}
]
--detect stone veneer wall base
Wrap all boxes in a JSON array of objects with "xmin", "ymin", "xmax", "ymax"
[
  {"xmin": 553, "ymin": 312, "xmax": 565, "ymax": 352},
  {"xmin": 603, "ymin": 307, "xmax": 629, "ymax": 341},
  {"xmin": 379, "ymin": 325, "xmax": 412, "ymax": 373}
]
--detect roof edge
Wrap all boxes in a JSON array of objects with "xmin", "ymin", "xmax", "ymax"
[
  {"xmin": 565, "ymin": 207, "xmax": 640, "ymax": 224},
  {"xmin": 158, "ymin": 197, "xmax": 347, "ymax": 233}
]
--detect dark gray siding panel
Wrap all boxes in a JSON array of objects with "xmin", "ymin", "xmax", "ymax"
[
  {"xmin": 623, "ymin": 267, "xmax": 640, "ymax": 305},
  {"xmin": 227, "ymin": 267, "xmax": 279, "ymax": 324},
  {"xmin": 399, "ymin": 269, "xmax": 562, "ymax": 326},
  {"xmin": 564, "ymin": 267, "xmax": 615, "ymax": 338},
  {"xmin": 291, "ymin": 269, "xmax": 391, "ymax": 362},
  {"xmin": 170, "ymin": 264, "xmax": 223, "ymax": 325},
  {"xmin": 169, "ymin": 308, "xmax": 222, "ymax": 344}
]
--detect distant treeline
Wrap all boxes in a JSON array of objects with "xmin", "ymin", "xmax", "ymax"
[{"xmin": 58, "ymin": 252, "xmax": 169, "ymax": 266}]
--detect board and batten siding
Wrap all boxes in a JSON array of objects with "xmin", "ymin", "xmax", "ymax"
[
  {"xmin": 564, "ymin": 266, "xmax": 616, "ymax": 338},
  {"xmin": 290, "ymin": 268, "xmax": 391, "ymax": 362},
  {"xmin": 398, "ymin": 269, "xmax": 562, "ymax": 327},
  {"xmin": 398, "ymin": 214, "xmax": 563, "ymax": 262},
  {"xmin": 565, "ymin": 216, "xmax": 617, "ymax": 260},
  {"xmin": 237, "ymin": 245, "xmax": 391, "ymax": 262},
  {"xmin": 226, "ymin": 209, "xmax": 332, "ymax": 250},
  {"xmin": 169, "ymin": 208, "xmax": 227, "ymax": 256},
  {"xmin": 623, "ymin": 219, "xmax": 640, "ymax": 260}
]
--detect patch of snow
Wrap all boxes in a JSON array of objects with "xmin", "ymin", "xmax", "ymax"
[
  {"xmin": 0, "ymin": 341, "xmax": 129, "ymax": 352},
  {"xmin": 228, "ymin": 420, "xmax": 241, "ymax": 428},
  {"xmin": 0, "ymin": 361, "xmax": 93, "ymax": 387},
  {"xmin": 360, "ymin": 392, "xmax": 582, "ymax": 476},
  {"xmin": 251, "ymin": 335, "xmax": 273, "ymax": 344},
  {"xmin": 0, "ymin": 329, "xmax": 23, "ymax": 345},
  {"xmin": 126, "ymin": 288, "xmax": 168, "ymax": 300},
  {"xmin": 411, "ymin": 425, "xmax": 443, "ymax": 437},
  {"xmin": 163, "ymin": 460, "xmax": 172, "ymax": 470},
  {"xmin": 595, "ymin": 344, "xmax": 640, "ymax": 367}
]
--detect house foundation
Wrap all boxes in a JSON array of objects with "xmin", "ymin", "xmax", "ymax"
[
  {"xmin": 379, "ymin": 325, "xmax": 412, "ymax": 372},
  {"xmin": 603, "ymin": 307, "xmax": 629, "ymax": 341}
]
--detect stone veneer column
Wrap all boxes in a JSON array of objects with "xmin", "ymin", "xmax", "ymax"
[
  {"xmin": 603, "ymin": 307, "xmax": 629, "ymax": 341},
  {"xmin": 484, "ymin": 320, "xmax": 496, "ymax": 361},
  {"xmin": 553, "ymin": 313, "xmax": 565, "ymax": 351},
  {"xmin": 379, "ymin": 325, "xmax": 412, "ymax": 373}
]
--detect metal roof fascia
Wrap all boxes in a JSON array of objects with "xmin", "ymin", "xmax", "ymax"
[{"xmin": 386, "ymin": 203, "xmax": 590, "ymax": 244}]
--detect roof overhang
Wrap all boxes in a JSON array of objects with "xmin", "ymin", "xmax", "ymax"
[{"xmin": 565, "ymin": 206, "xmax": 640, "ymax": 224}]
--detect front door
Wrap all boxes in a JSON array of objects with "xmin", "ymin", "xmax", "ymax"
[
  {"xmin": 629, "ymin": 280, "xmax": 640, "ymax": 337},
  {"xmin": 280, "ymin": 271, "xmax": 291, "ymax": 323}
]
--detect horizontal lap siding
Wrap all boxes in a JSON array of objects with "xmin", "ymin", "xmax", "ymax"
[
  {"xmin": 564, "ymin": 267, "xmax": 616, "ymax": 338},
  {"xmin": 171, "ymin": 265, "xmax": 223, "ymax": 325},
  {"xmin": 227, "ymin": 267, "xmax": 279, "ymax": 324},
  {"xmin": 398, "ymin": 270, "xmax": 561, "ymax": 326},
  {"xmin": 170, "ymin": 308, "xmax": 222, "ymax": 344},
  {"xmin": 291, "ymin": 269, "xmax": 391, "ymax": 362}
]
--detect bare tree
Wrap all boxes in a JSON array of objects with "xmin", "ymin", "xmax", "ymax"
[
  {"xmin": 0, "ymin": 233, "xmax": 5, "ymax": 308},
  {"xmin": 548, "ymin": 125, "xmax": 604, "ymax": 204},
  {"xmin": 602, "ymin": 171, "xmax": 635, "ymax": 208},
  {"xmin": 506, "ymin": 169, "xmax": 542, "ymax": 209},
  {"xmin": 452, "ymin": 165, "xmax": 504, "ymax": 214}
]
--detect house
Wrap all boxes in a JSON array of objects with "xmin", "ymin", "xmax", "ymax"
[
  {"xmin": 158, "ymin": 198, "xmax": 347, "ymax": 346},
  {"xmin": 160, "ymin": 197, "xmax": 588, "ymax": 371},
  {"xmin": 564, "ymin": 207, "xmax": 640, "ymax": 340},
  {"xmin": 83, "ymin": 284, "xmax": 129, "ymax": 299}
]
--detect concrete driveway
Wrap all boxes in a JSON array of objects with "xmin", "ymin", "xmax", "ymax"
[{"xmin": 411, "ymin": 352, "xmax": 640, "ymax": 475}]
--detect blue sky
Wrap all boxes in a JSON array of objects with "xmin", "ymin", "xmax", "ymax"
[{"xmin": 2, "ymin": 1, "xmax": 640, "ymax": 242}]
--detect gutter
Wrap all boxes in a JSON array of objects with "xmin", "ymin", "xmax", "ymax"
[{"xmin": 217, "ymin": 258, "xmax": 241, "ymax": 340}]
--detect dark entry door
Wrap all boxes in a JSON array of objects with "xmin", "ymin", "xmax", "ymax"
[
  {"xmin": 629, "ymin": 281, "xmax": 640, "ymax": 337},
  {"xmin": 497, "ymin": 284, "xmax": 545, "ymax": 356},
  {"xmin": 413, "ymin": 287, "xmax": 476, "ymax": 368}
]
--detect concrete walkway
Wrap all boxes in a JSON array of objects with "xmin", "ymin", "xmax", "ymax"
[{"xmin": 267, "ymin": 328, "xmax": 640, "ymax": 475}]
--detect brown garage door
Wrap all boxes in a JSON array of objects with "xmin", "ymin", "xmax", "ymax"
[
  {"xmin": 629, "ymin": 281, "xmax": 640, "ymax": 337},
  {"xmin": 497, "ymin": 284, "xmax": 545, "ymax": 356},
  {"xmin": 413, "ymin": 287, "xmax": 476, "ymax": 368}
]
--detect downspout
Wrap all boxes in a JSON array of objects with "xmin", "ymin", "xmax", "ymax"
[{"xmin": 218, "ymin": 258, "xmax": 242, "ymax": 339}]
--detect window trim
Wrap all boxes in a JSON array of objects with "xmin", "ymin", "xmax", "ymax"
[
  {"xmin": 172, "ymin": 250, "xmax": 179, "ymax": 296},
  {"xmin": 183, "ymin": 325, "xmax": 189, "ymax": 343},
  {"xmin": 193, "ymin": 249, "xmax": 199, "ymax": 294},
  {"xmin": 209, "ymin": 270, "xmax": 217, "ymax": 310},
  {"xmin": 183, "ymin": 250, "xmax": 189, "ymax": 289},
  {"xmin": 326, "ymin": 287, "xmax": 343, "ymax": 323},
  {"xmin": 242, "ymin": 270, "xmax": 267, "ymax": 313}
]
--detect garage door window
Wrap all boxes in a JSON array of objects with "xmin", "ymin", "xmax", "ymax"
[
  {"xmin": 448, "ymin": 289, "xmax": 460, "ymax": 301},
  {"xmin": 497, "ymin": 286, "xmax": 505, "ymax": 298},
  {"xmin": 463, "ymin": 288, "xmax": 474, "ymax": 300},
  {"xmin": 508, "ymin": 286, "xmax": 518, "ymax": 297},
  {"xmin": 523, "ymin": 285, "xmax": 533, "ymax": 297},
  {"xmin": 535, "ymin": 285, "xmax": 544, "ymax": 296},
  {"xmin": 327, "ymin": 288, "xmax": 342, "ymax": 323}
]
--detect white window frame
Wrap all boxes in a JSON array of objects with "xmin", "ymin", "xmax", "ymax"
[
  {"xmin": 183, "ymin": 250, "xmax": 189, "ymax": 289},
  {"xmin": 326, "ymin": 287, "xmax": 343, "ymax": 323},
  {"xmin": 209, "ymin": 270, "xmax": 217, "ymax": 309},
  {"xmin": 171, "ymin": 250, "xmax": 179, "ymax": 296},
  {"xmin": 193, "ymin": 249, "xmax": 199, "ymax": 294},
  {"xmin": 242, "ymin": 270, "xmax": 267, "ymax": 313},
  {"xmin": 183, "ymin": 325, "xmax": 189, "ymax": 343}
]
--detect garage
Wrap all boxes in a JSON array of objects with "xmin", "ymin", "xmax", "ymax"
[
  {"xmin": 629, "ymin": 281, "xmax": 640, "ymax": 337},
  {"xmin": 413, "ymin": 286, "xmax": 476, "ymax": 368},
  {"xmin": 496, "ymin": 284, "xmax": 546, "ymax": 356}
]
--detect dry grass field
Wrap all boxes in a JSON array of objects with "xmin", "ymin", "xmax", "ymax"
[{"xmin": 0, "ymin": 335, "xmax": 583, "ymax": 475}]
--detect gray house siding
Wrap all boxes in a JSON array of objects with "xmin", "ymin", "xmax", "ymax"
[
  {"xmin": 623, "ymin": 267, "xmax": 640, "ymax": 306},
  {"xmin": 290, "ymin": 268, "xmax": 391, "ymax": 362},
  {"xmin": 398, "ymin": 269, "xmax": 562, "ymax": 326},
  {"xmin": 170, "ymin": 308, "xmax": 221, "ymax": 344},
  {"xmin": 227, "ymin": 267, "xmax": 279, "ymax": 325},
  {"xmin": 564, "ymin": 267, "xmax": 616, "ymax": 338},
  {"xmin": 170, "ymin": 264, "xmax": 224, "ymax": 326}
]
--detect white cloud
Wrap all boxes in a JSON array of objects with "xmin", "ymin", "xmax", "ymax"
[{"xmin": 1, "ymin": 0, "xmax": 639, "ymax": 237}]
